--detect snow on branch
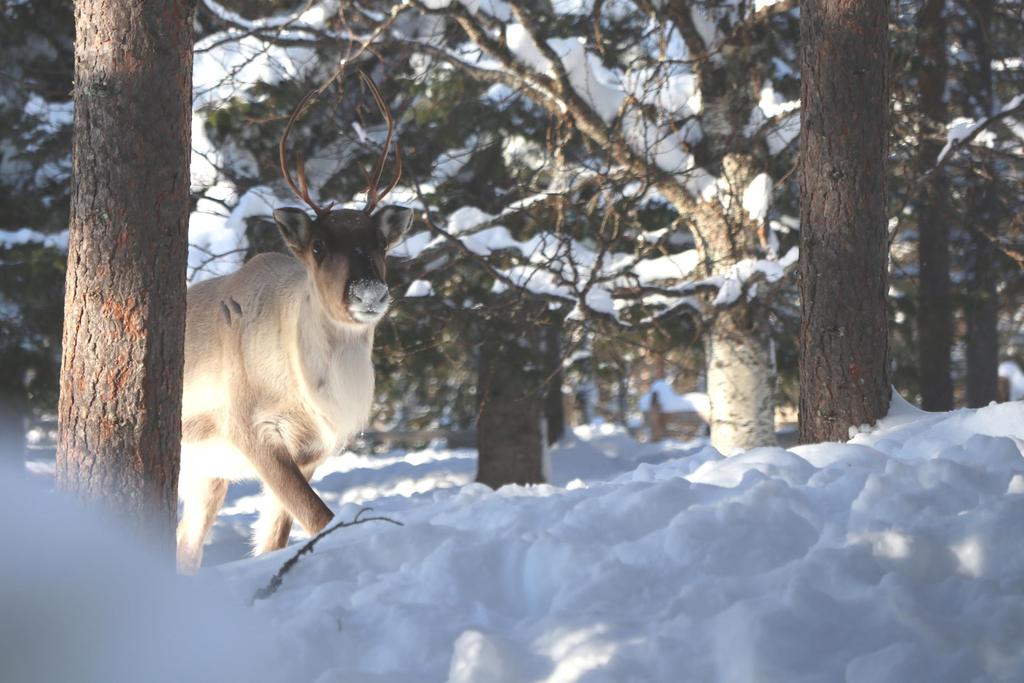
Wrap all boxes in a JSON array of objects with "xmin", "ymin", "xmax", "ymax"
[
  {"xmin": 0, "ymin": 228, "xmax": 69, "ymax": 251},
  {"xmin": 201, "ymin": 0, "xmax": 330, "ymax": 37},
  {"xmin": 703, "ymin": 246, "xmax": 799, "ymax": 307},
  {"xmin": 937, "ymin": 93, "xmax": 1024, "ymax": 165},
  {"xmin": 394, "ymin": 195, "xmax": 711, "ymax": 325},
  {"xmin": 407, "ymin": 0, "xmax": 705, "ymax": 213},
  {"xmin": 186, "ymin": 0, "xmax": 801, "ymax": 324}
]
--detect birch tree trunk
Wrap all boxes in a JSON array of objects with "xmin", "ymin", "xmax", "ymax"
[
  {"xmin": 56, "ymin": 0, "xmax": 194, "ymax": 554},
  {"xmin": 707, "ymin": 305, "xmax": 776, "ymax": 452},
  {"xmin": 798, "ymin": 0, "xmax": 891, "ymax": 443},
  {"xmin": 694, "ymin": 155, "xmax": 777, "ymax": 454}
]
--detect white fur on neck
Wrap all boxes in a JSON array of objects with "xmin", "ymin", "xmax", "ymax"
[{"xmin": 293, "ymin": 284, "xmax": 375, "ymax": 454}]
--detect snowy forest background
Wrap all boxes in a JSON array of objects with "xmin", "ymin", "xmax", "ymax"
[{"xmin": 2, "ymin": 0, "xmax": 1023, "ymax": 462}]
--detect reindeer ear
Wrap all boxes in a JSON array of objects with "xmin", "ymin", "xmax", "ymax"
[
  {"xmin": 373, "ymin": 205, "xmax": 414, "ymax": 250},
  {"xmin": 273, "ymin": 208, "xmax": 313, "ymax": 255}
]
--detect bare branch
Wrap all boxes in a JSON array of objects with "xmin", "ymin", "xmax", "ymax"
[
  {"xmin": 250, "ymin": 508, "xmax": 403, "ymax": 604},
  {"xmin": 408, "ymin": 0, "xmax": 699, "ymax": 216}
]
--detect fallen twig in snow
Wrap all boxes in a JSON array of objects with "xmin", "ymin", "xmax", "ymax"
[{"xmin": 250, "ymin": 508, "xmax": 402, "ymax": 604}]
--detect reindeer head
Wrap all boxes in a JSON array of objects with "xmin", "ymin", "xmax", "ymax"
[{"xmin": 273, "ymin": 73, "xmax": 413, "ymax": 327}]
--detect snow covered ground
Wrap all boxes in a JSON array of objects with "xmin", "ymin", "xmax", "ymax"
[{"xmin": 8, "ymin": 396, "xmax": 1024, "ymax": 682}]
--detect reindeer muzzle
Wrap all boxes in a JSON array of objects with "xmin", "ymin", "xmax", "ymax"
[{"xmin": 348, "ymin": 280, "xmax": 391, "ymax": 322}]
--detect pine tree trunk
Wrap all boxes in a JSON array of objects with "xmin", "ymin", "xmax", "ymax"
[
  {"xmin": 57, "ymin": 0, "xmax": 194, "ymax": 553},
  {"xmin": 915, "ymin": 0, "xmax": 953, "ymax": 411},
  {"xmin": 799, "ymin": 0, "xmax": 890, "ymax": 443},
  {"xmin": 962, "ymin": 0, "xmax": 1000, "ymax": 408},
  {"xmin": 0, "ymin": 386, "xmax": 27, "ymax": 463},
  {"xmin": 543, "ymin": 319, "xmax": 565, "ymax": 445},
  {"xmin": 965, "ymin": 187, "xmax": 999, "ymax": 407},
  {"xmin": 475, "ymin": 306, "xmax": 547, "ymax": 488}
]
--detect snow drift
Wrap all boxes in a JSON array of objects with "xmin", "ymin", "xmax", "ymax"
[{"xmin": 10, "ymin": 397, "xmax": 1024, "ymax": 682}]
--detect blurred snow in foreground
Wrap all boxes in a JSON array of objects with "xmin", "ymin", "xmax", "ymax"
[
  {"xmin": 0, "ymin": 470, "xmax": 285, "ymax": 683},
  {"xmin": 8, "ymin": 396, "xmax": 1024, "ymax": 682}
]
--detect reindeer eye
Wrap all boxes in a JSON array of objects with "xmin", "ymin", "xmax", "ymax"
[{"xmin": 311, "ymin": 239, "xmax": 326, "ymax": 264}]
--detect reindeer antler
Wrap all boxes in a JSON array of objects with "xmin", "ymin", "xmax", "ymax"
[
  {"xmin": 279, "ymin": 73, "xmax": 401, "ymax": 218},
  {"xmin": 357, "ymin": 70, "xmax": 402, "ymax": 214},
  {"xmin": 279, "ymin": 88, "xmax": 335, "ymax": 218}
]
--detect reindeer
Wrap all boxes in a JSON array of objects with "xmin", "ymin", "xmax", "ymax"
[{"xmin": 176, "ymin": 73, "xmax": 412, "ymax": 574}]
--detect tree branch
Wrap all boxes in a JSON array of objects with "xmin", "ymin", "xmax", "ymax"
[
  {"xmin": 250, "ymin": 507, "xmax": 403, "ymax": 604},
  {"xmin": 935, "ymin": 95, "xmax": 1024, "ymax": 166}
]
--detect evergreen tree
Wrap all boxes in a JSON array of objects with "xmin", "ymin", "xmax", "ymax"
[
  {"xmin": 914, "ymin": 0, "xmax": 954, "ymax": 411},
  {"xmin": 799, "ymin": 0, "xmax": 890, "ymax": 442},
  {"xmin": 56, "ymin": 0, "xmax": 194, "ymax": 553}
]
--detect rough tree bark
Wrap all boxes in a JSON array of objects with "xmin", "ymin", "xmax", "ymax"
[
  {"xmin": 799, "ymin": 0, "xmax": 891, "ymax": 443},
  {"xmin": 475, "ymin": 302, "xmax": 548, "ymax": 488},
  {"xmin": 57, "ymin": 0, "xmax": 194, "ymax": 553},
  {"xmin": 915, "ymin": 0, "xmax": 954, "ymax": 411}
]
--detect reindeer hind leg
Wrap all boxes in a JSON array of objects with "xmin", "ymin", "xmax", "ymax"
[{"xmin": 176, "ymin": 475, "xmax": 229, "ymax": 575}]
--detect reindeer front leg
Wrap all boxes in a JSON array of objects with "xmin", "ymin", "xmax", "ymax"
[
  {"xmin": 252, "ymin": 461, "xmax": 320, "ymax": 555},
  {"xmin": 235, "ymin": 422, "xmax": 334, "ymax": 540}
]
